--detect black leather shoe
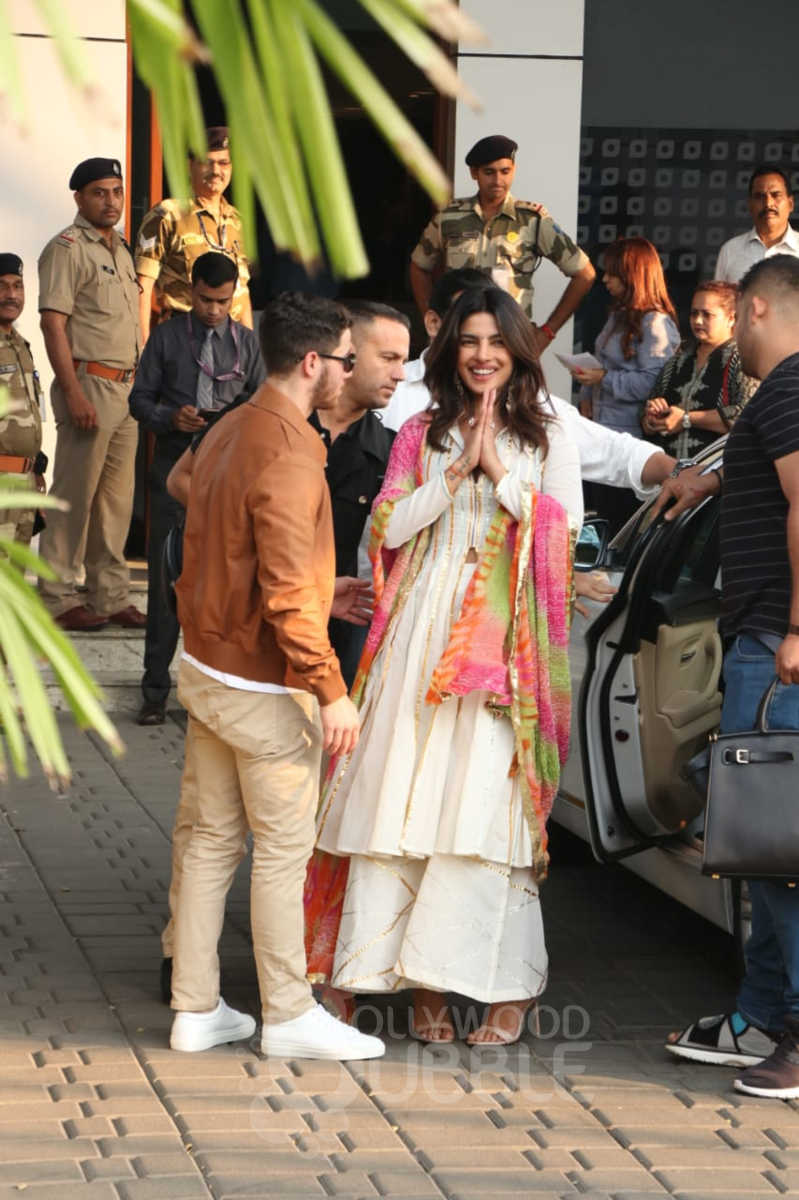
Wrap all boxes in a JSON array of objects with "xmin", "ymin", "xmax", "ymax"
[
  {"xmin": 160, "ymin": 957, "xmax": 172, "ymax": 1005},
  {"xmin": 137, "ymin": 699, "xmax": 166, "ymax": 726}
]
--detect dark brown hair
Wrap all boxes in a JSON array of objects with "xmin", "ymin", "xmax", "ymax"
[
  {"xmin": 424, "ymin": 286, "xmax": 549, "ymax": 453},
  {"xmin": 602, "ymin": 237, "xmax": 677, "ymax": 360},
  {"xmin": 692, "ymin": 279, "xmax": 738, "ymax": 318}
]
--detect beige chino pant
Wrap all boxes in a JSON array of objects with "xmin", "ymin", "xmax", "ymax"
[
  {"xmin": 38, "ymin": 374, "xmax": 137, "ymax": 616},
  {"xmin": 171, "ymin": 660, "xmax": 320, "ymax": 1024}
]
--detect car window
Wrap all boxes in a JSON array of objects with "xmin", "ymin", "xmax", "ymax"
[{"xmin": 654, "ymin": 495, "xmax": 721, "ymax": 594}]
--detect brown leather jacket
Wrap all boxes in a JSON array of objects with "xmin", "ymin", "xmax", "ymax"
[{"xmin": 176, "ymin": 383, "xmax": 347, "ymax": 705}]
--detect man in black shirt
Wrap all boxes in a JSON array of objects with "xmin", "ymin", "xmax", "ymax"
[
  {"xmin": 666, "ymin": 255, "xmax": 799, "ymax": 1098},
  {"xmin": 129, "ymin": 252, "xmax": 265, "ymax": 725},
  {"xmin": 310, "ymin": 301, "xmax": 409, "ymax": 686}
]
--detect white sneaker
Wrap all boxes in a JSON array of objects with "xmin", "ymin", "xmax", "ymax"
[
  {"xmin": 170, "ymin": 998, "xmax": 256, "ymax": 1052},
  {"xmin": 261, "ymin": 1002, "xmax": 385, "ymax": 1060}
]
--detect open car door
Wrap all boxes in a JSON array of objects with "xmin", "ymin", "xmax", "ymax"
[{"xmin": 579, "ymin": 485, "xmax": 723, "ymax": 862}]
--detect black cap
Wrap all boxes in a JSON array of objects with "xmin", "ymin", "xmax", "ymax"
[
  {"xmin": 206, "ymin": 126, "xmax": 230, "ymax": 151},
  {"xmin": 69, "ymin": 157, "xmax": 122, "ymax": 191},
  {"xmin": 0, "ymin": 254, "xmax": 23, "ymax": 277},
  {"xmin": 189, "ymin": 127, "xmax": 230, "ymax": 159},
  {"xmin": 465, "ymin": 135, "xmax": 518, "ymax": 168}
]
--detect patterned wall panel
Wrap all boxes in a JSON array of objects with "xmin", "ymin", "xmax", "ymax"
[{"xmin": 575, "ymin": 128, "xmax": 799, "ymax": 343}]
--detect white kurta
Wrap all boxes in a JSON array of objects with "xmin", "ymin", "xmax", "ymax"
[{"xmin": 316, "ymin": 417, "xmax": 582, "ymax": 1003}]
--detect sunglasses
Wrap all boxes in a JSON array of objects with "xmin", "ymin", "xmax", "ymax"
[{"xmin": 318, "ymin": 351, "xmax": 357, "ymax": 373}]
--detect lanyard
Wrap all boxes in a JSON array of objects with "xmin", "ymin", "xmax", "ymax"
[
  {"xmin": 187, "ymin": 315, "xmax": 244, "ymax": 382},
  {"xmin": 196, "ymin": 209, "xmax": 231, "ymax": 254}
]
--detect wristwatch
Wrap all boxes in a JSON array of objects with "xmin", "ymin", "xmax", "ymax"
[
  {"xmin": 669, "ymin": 458, "xmax": 694, "ymax": 479},
  {"xmin": 682, "ymin": 412, "xmax": 692, "ymax": 430}
]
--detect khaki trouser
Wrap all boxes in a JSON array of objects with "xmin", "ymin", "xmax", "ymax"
[
  {"xmin": 170, "ymin": 660, "xmax": 320, "ymax": 1023},
  {"xmin": 0, "ymin": 470, "xmax": 37, "ymax": 545},
  {"xmin": 38, "ymin": 374, "xmax": 138, "ymax": 616}
]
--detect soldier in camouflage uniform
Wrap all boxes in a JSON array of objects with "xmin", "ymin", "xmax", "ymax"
[
  {"xmin": 135, "ymin": 127, "xmax": 252, "ymax": 342},
  {"xmin": 410, "ymin": 135, "xmax": 595, "ymax": 357},
  {"xmin": 0, "ymin": 254, "xmax": 46, "ymax": 545}
]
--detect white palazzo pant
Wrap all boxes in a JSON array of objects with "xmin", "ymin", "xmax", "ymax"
[{"xmin": 330, "ymin": 851, "xmax": 548, "ymax": 1003}]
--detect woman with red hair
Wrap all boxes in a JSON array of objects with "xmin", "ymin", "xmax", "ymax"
[{"xmin": 569, "ymin": 237, "xmax": 680, "ymax": 531}]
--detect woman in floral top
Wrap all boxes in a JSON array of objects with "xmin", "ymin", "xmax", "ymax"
[{"xmin": 641, "ymin": 281, "xmax": 757, "ymax": 457}]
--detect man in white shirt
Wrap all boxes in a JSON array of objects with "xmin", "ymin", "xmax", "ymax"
[{"xmin": 716, "ymin": 166, "xmax": 799, "ymax": 284}]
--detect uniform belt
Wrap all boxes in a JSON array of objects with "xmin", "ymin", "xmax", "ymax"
[
  {"xmin": 73, "ymin": 359, "xmax": 136, "ymax": 384},
  {"xmin": 0, "ymin": 454, "xmax": 34, "ymax": 474}
]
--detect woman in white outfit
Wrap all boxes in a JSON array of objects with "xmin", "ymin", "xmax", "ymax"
[{"xmin": 305, "ymin": 287, "xmax": 583, "ymax": 1044}]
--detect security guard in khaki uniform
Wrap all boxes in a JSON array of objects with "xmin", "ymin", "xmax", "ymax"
[
  {"xmin": 37, "ymin": 157, "xmax": 145, "ymax": 632},
  {"xmin": 410, "ymin": 135, "xmax": 596, "ymax": 357},
  {"xmin": 0, "ymin": 253, "xmax": 46, "ymax": 544},
  {"xmin": 134, "ymin": 127, "xmax": 252, "ymax": 342}
]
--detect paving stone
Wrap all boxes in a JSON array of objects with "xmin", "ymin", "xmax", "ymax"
[
  {"xmin": 114, "ymin": 1113, "xmax": 180, "ymax": 1135},
  {"xmin": 637, "ymin": 1146, "xmax": 773, "ymax": 1168},
  {"xmin": 0, "ymin": 1135, "xmax": 99, "ymax": 1162},
  {"xmin": 207, "ymin": 1177, "xmax": 326, "ymax": 1196},
  {"xmin": 430, "ymin": 1167, "xmax": 575, "ymax": 1193},
  {"xmin": 0, "ymin": 1158, "xmax": 85, "ymax": 1183},
  {"xmin": 369, "ymin": 1172, "xmax": 443, "ymax": 1196},
  {"xmin": 654, "ymin": 1168, "xmax": 775, "ymax": 1192},
  {"xmin": 116, "ymin": 1180, "xmax": 210, "ymax": 1199},
  {"xmin": 613, "ymin": 1126, "xmax": 733, "ymax": 1149},
  {"xmin": 0, "ymin": 1100, "xmax": 83, "ymax": 1122},
  {"xmin": 317, "ymin": 1171, "xmax": 378, "ymax": 1195},
  {"xmin": 82, "ymin": 1157, "xmax": 137, "ymax": 1180},
  {"xmin": 0, "ymin": 1186, "xmax": 118, "ymax": 1199}
]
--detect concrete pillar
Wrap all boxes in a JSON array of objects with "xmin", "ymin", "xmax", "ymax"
[{"xmin": 455, "ymin": 0, "xmax": 585, "ymax": 399}]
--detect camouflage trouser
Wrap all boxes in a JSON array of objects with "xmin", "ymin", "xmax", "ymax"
[{"xmin": 0, "ymin": 470, "xmax": 36, "ymax": 546}]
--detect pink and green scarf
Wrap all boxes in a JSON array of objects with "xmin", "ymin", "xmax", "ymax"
[{"xmin": 305, "ymin": 414, "xmax": 574, "ymax": 980}]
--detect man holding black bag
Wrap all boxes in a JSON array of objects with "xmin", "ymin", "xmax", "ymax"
[{"xmin": 666, "ymin": 255, "xmax": 799, "ymax": 1098}]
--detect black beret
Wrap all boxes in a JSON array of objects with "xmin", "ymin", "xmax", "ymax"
[
  {"xmin": 0, "ymin": 254, "xmax": 23, "ymax": 277},
  {"xmin": 69, "ymin": 157, "xmax": 123, "ymax": 191},
  {"xmin": 465, "ymin": 136, "xmax": 518, "ymax": 168},
  {"xmin": 206, "ymin": 126, "xmax": 230, "ymax": 152},
  {"xmin": 189, "ymin": 127, "xmax": 230, "ymax": 159}
]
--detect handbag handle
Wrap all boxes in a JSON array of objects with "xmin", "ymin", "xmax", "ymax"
[{"xmin": 755, "ymin": 676, "xmax": 781, "ymax": 733}]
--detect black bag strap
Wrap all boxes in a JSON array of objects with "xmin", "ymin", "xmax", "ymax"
[{"xmin": 756, "ymin": 676, "xmax": 781, "ymax": 733}]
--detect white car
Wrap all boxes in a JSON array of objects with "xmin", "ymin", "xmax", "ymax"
[{"xmin": 554, "ymin": 442, "xmax": 750, "ymax": 956}]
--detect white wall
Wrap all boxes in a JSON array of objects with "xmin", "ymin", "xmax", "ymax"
[
  {"xmin": 4, "ymin": 1, "xmax": 128, "ymax": 464},
  {"xmin": 455, "ymin": 0, "xmax": 585, "ymax": 399}
]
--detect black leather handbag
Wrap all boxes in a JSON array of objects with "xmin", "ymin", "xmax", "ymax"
[{"xmin": 702, "ymin": 677, "xmax": 799, "ymax": 881}]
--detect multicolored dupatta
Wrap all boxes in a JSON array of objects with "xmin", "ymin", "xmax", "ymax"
[{"xmin": 305, "ymin": 414, "xmax": 574, "ymax": 981}]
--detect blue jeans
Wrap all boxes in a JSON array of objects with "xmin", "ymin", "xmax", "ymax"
[{"xmin": 721, "ymin": 635, "xmax": 799, "ymax": 1031}]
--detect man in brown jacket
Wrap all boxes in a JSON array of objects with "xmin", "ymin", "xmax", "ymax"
[{"xmin": 169, "ymin": 292, "xmax": 384, "ymax": 1059}]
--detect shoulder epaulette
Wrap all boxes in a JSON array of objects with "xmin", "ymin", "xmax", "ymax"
[{"xmin": 55, "ymin": 226, "xmax": 79, "ymax": 247}]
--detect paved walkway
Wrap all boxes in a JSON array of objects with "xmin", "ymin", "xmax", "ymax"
[{"xmin": 2, "ymin": 710, "xmax": 799, "ymax": 1199}]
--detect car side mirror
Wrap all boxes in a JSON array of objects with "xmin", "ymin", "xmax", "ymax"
[{"xmin": 575, "ymin": 516, "xmax": 609, "ymax": 572}]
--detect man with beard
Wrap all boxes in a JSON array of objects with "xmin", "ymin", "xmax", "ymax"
[
  {"xmin": 716, "ymin": 166, "xmax": 799, "ymax": 284},
  {"xmin": 168, "ymin": 292, "xmax": 384, "ymax": 1060},
  {"xmin": 37, "ymin": 158, "xmax": 143, "ymax": 631},
  {"xmin": 664, "ymin": 255, "xmax": 799, "ymax": 1099},
  {"xmin": 311, "ymin": 301, "xmax": 408, "ymax": 685},
  {"xmin": 0, "ymin": 253, "xmax": 46, "ymax": 543}
]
